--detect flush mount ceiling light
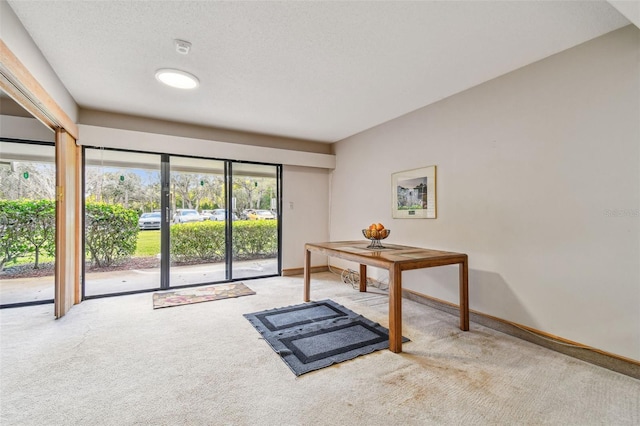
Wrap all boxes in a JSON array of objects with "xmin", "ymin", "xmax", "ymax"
[{"xmin": 155, "ymin": 68, "xmax": 199, "ymax": 89}]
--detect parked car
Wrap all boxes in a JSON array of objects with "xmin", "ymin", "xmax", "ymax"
[
  {"xmin": 248, "ymin": 209, "xmax": 276, "ymax": 220},
  {"xmin": 138, "ymin": 212, "xmax": 161, "ymax": 230},
  {"xmin": 201, "ymin": 209, "xmax": 238, "ymax": 221},
  {"xmin": 173, "ymin": 209, "xmax": 203, "ymax": 224},
  {"xmin": 200, "ymin": 209, "xmax": 215, "ymax": 220},
  {"xmin": 239, "ymin": 209, "xmax": 255, "ymax": 220}
]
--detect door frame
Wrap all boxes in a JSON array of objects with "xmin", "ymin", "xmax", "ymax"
[{"xmin": 1, "ymin": 40, "xmax": 81, "ymax": 318}]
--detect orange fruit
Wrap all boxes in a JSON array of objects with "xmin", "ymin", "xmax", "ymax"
[{"xmin": 376, "ymin": 223, "xmax": 384, "ymax": 231}]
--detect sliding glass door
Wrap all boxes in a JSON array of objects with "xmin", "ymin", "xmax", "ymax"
[
  {"xmin": 82, "ymin": 148, "xmax": 281, "ymax": 298},
  {"xmin": 230, "ymin": 163, "xmax": 280, "ymax": 279},
  {"xmin": 169, "ymin": 156, "xmax": 227, "ymax": 287},
  {"xmin": 84, "ymin": 149, "xmax": 162, "ymax": 297}
]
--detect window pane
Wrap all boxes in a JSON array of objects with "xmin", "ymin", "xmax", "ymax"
[
  {"xmin": 231, "ymin": 163, "xmax": 279, "ymax": 279},
  {"xmin": 0, "ymin": 141, "xmax": 56, "ymax": 305},
  {"xmin": 84, "ymin": 148, "xmax": 162, "ymax": 296},
  {"xmin": 169, "ymin": 156, "xmax": 226, "ymax": 287}
]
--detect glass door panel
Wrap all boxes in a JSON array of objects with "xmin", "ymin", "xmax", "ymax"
[
  {"xmin": 84, "ymin": 149, "xmax": 162, "ymax": 296},
  {"xmin": 81, "ymin": 149, "xmax": 282, "ymax": 296},
  {"xmin": 231, "ymin": 163, "xmax": 280, "ymax": 279},
  {"xmin": 0, "ymin": 141, "xmax": 56, "ymax": 306},
  {"xmin": 169, "ymin": 156, "xmax": 226, "ymax": 287}
]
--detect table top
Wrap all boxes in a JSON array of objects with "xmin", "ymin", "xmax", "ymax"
[{"xmin": 305, "ymin": 241, "xmax": 467, "ymax": 270}]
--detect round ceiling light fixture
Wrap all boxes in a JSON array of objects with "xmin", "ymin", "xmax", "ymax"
[{"xmin": 155, "ymin": 68, "xmax": 199, "ymax": 89}]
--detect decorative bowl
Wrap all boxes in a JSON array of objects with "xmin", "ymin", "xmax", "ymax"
[{"xmin": 362, "ymin": 228, "xmax": 390, "ymax": 249}]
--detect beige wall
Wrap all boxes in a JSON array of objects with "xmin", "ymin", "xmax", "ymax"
[
  {"xmin": 79, "ymin": 109, "xmax": 333, "ymax": 155},
  {"xmin": 281, "ymin": 165, "xmax": 331, "ymax": 269},
  {"xmin": 0, "ymin": 115, "xmax": 55, "ymax": 141},
  {"xmin": 77, "ymin": 124, "xmax": 335, "ymax": 169},
  {"xmin": 330, "ymin": 25, "xmax": 640, "ymax": 360}
]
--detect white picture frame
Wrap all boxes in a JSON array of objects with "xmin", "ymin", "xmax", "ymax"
[{"xmin": 392, "ymin": 165, "xmax": 437, "ymax": 219}]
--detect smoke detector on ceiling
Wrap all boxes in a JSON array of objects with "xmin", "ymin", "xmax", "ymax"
[{"xmin": 175, "ymin": 39, "xmax": 191, "ymax": 55}]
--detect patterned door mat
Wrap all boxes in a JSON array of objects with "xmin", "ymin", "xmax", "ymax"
[{"xmin": 153, "ymin": 282, "xmax": 255, "ymax": 309}]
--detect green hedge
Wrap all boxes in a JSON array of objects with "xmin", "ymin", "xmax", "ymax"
[
  {"xmin": 0, "ymin": 199, "xmax": 55, "ymax": 269},
  {"xmin": 85, "ymin": 203, "xmax": 139, "ymax": 267},
  {"xmin": 170, "ymin": 221, "xmax": 226, "ymax": 262},
  {"xmin": 1, "ymin": 200, "xmax": 140, "ymax": 270},
  {"xmin": 170, "ymin": 220, "xmax": 277, "ymax": 262},
  {"xmin": 232, "ymin": 220, "xmax": 278, "ymax": 260},
  {"xmin": 0, "ymin": 198, "xmax": 276, "ymax": 270}
]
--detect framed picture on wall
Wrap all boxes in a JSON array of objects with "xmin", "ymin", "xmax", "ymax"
[{"xmin": 392, "ymin": 165, "xmax": 437, "ymax": 219}]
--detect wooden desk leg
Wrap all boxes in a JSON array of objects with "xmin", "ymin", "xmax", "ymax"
[
  {"xmin": 303, "ymin": 248, "xmax": 311, "ymax": 302},
  {"xmin": 388, "ymin": 264, "xmax": 403, "ymax": 353},
  {"xmin": 459, "ymin": 257, "xmax": 469, "ymax": 331},
  {"xmin": 359, "ymin": 264, "xmax": 367, "ymax": 292}
]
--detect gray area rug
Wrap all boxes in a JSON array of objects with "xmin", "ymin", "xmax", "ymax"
[{"xmin": 244, "ymin": 299, "xmax": 409, "ymax": 376}]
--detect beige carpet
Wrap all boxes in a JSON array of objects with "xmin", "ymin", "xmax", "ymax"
[{"xmin": 1, "ymin": 272, "xmax": 638, "ymax": 425}]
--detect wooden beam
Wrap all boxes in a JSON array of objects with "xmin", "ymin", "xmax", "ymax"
[
  {"xmin": 0, "ymin": 39, "xmax": 78, "ymax": 139},
  {"xmin": 54, "ymin": 129, "xmax": 80, "ymax": 318}
]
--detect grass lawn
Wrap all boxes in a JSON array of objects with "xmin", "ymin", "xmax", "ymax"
[
  {"xmin": 135, "ymin": 230, "xmax": 160, "ymax": 257},
  {"xmin": 6, "ymin": 230, "xmax": 160, "ymax": 268},
  {"xmin": 4, "ymin": 253, "xmax": 55, "ymax": 268}
]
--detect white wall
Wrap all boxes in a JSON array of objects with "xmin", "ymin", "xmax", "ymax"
[
  {"xmin": 77, "ymin": 125, "xmax": 335, "ymax": 169},
  {"xmin": 281, "ymin": 165, "xmax": 331, "ymax": 270},
  {"xmin": 330, "ymin": 26, "xmax": 640, "ymax": 361}
]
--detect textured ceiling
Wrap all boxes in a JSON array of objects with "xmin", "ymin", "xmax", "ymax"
[{"xmin": 6, "ymin": 1, "xmax": 631, "ymax": 143}]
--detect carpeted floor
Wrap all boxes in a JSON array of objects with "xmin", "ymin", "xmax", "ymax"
[{"xmin": 1, "ymin": 272, "xmax": 638, "ymax": 425}]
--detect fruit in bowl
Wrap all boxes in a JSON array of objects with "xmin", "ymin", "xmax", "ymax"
[{"xmin": 362, "ymin": 223, "xmax": 390, "ymax": 248}]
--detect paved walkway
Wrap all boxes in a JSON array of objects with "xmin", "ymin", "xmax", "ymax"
[{"xmin": 0, "ymin": 259, "xmax": 278, "ymax": 305}]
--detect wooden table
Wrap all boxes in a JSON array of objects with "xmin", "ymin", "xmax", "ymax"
[{"xmin": 304, "ymin": 241, "xmax": 468, "ymax": 353}]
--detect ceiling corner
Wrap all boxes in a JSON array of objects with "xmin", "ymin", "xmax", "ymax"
[{"xmin": 607, "ymin": 1, "xmax": 640, "ymax": 29}]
